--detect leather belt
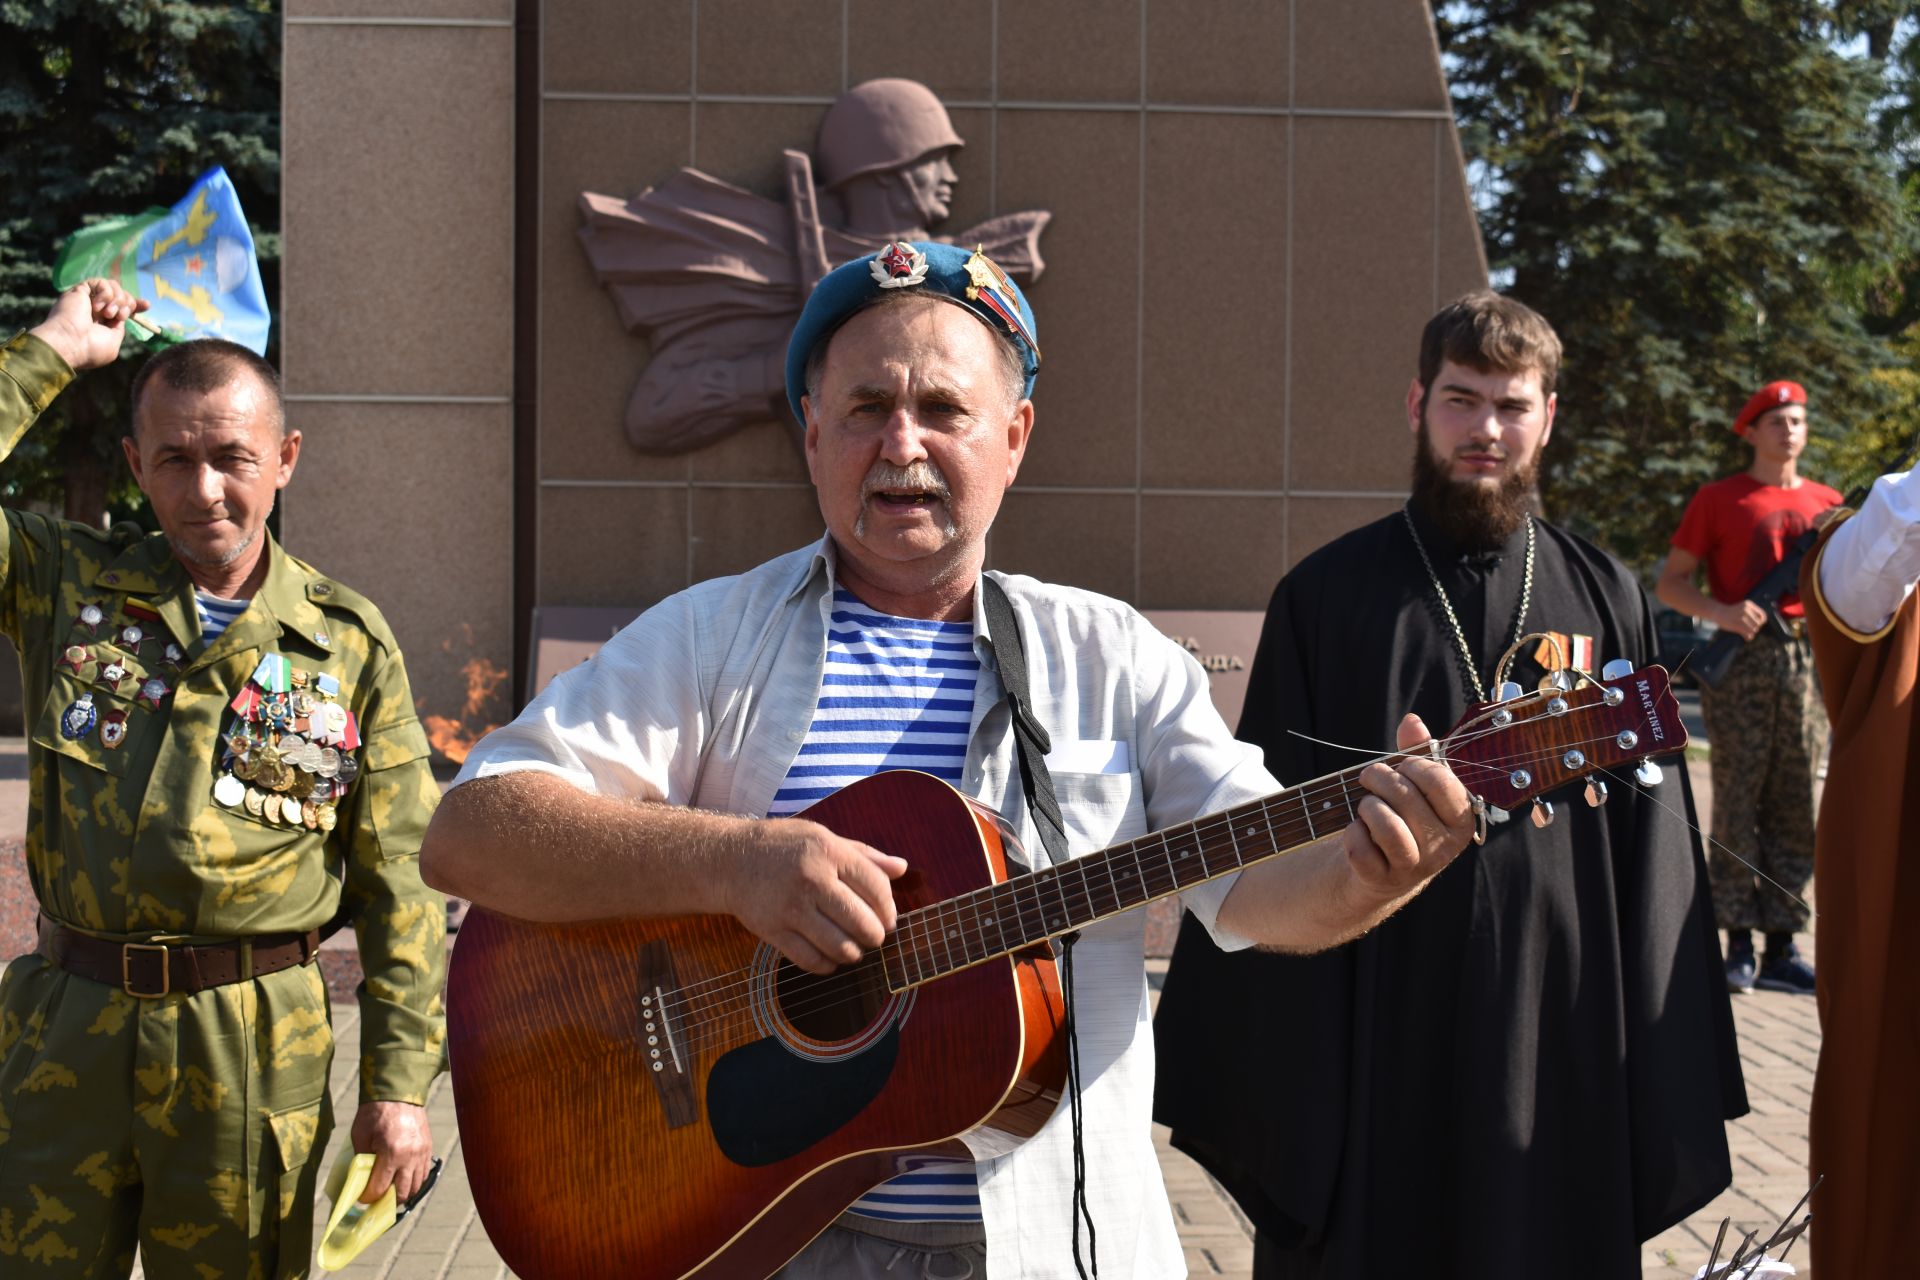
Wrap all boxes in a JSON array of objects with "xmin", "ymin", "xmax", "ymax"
[{"xmin": 37, "ymin": 915, "xmax": 320, "ymax": 999}]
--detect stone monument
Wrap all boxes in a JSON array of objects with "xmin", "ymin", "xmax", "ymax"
[{"xmin": 578, "ymin": 78, "xmax": 1052, "ymax": 453}]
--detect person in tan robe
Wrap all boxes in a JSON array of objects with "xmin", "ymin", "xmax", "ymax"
[{"xmin": 1801, "ymin": 464, "xmax": 1920, "ymax": 1276}]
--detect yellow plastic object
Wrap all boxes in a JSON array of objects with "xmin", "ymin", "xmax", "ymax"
[{"xmin": 317, "ymin": 1150, "xmax": 398, "ymax": 1272}]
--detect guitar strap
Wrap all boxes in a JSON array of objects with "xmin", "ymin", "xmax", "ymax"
[
  {"xmin": 981, "ymin": 575, "xmax": 1071, "ymax": 869},
  {"xmin": 980, "ymin": 575, "xmax": 1099, "ymax": 1277}
]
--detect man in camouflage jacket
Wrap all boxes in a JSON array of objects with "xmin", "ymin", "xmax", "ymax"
[{"xmin": 0, "ymin": 279, "xmax": 445, "ymax": 1278}]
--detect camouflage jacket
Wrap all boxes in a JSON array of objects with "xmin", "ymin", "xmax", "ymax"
[{"xmin": 0, "ymin": 332, "xmax": 444, "ymax": 1104}]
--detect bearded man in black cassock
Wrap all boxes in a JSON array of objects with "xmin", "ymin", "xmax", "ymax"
[{"xmin": 1153, "ymin": 293, "xmax": 1748, "ymax": 1278}]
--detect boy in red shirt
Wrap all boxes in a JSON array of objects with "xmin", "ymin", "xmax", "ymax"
[{"xmin": 1658, "ymin": 380, "xmax": 1839, "ymax": 995}]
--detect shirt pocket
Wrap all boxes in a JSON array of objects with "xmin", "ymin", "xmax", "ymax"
[
  {"xmin": 1050, "ymin": 766, "xmax": 1148, "ymax": 855},
  {"xmin": 30, "ymin": 651, "xmax": 156, "ymax": 778}
]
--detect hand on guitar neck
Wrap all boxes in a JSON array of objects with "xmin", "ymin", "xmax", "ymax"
[
  {"xmin": 1214, "ymin": 711, "xmax": 1476, "ymax": 950},
  {"xmin": 420, "ymin": 772, "xmax": 907, "ymax": 975}
]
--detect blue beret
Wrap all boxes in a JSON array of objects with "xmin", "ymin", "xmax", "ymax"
[{"xmin": 784, "ymin": 240, "xmax": 1041, "ymax": 422}]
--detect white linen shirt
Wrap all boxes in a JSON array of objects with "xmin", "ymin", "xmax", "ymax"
[
  {"xmin": 453, "ymin": 536, "xmax": 1278, "ymax": 1279},
  {"xmin": 1817, "ymin": 468, "xmax": 1920, "ymax": 636}
]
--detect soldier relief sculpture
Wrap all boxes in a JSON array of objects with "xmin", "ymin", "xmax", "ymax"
[{"xmin": 579, "ymin": 78, "xmax": 1052, "ymax": 452}]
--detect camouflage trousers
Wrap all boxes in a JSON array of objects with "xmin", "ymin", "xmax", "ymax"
[
  {"xmin": 0, "ymin": 952, "xmax": 334, "ymax": 1279},
  {"xmin": 1699, "ymin": 628, "xmax": 1826, "ymax": 934}
]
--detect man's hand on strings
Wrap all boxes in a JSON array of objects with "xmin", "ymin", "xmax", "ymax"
[{"xmin": 1340, "ymin": 712, "xmax": 1474, "ymax": 902}]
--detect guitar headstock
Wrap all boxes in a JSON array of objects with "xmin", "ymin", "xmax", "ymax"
[{"xmin": 1441, "ymin": 662, "xmax": 1687, "ymax": 815}]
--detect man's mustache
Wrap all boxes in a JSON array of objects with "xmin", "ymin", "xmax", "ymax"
[{"xmin": 861, "ymin": 461, "xmax": 951, "ymax": 504}]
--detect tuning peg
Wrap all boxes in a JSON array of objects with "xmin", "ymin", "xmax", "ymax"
[
  {"xmin": 1634, "ymin": 760, "xmax": 1664, "ymax": 787},
  {"xmin": 1530, "ymin": 799, "xmax": 1555, "ymax": 828},
  {"xmin": 1485, "ymin": 804, "xmax": 1511, "ymax": 824},
  {"xmin": 1601, "ymin": 658, "xmax": 1634, "ymax": 681},
  {"xmin": 1494, "ymin": 681, "xmax": 1524, "ymax": 703},
  {"xmin": 1538, "ymin": 670, "xmax": 1573, "ymax": 693},
  {"xmin": 1584, "ymin": 777, "xmax": 1608, "ymax": 807}
]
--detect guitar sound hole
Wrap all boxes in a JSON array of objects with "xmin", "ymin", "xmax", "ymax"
[{"xmin": 775, "ymin": 956, "xmax": 891, "ymax": 1042}]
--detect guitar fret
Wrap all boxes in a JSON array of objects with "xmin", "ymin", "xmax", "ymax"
[{"xmin": 1224, "ymin": 817, "xmax": 1246, "ymax": 868}]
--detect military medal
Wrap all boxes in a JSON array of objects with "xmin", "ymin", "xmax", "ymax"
[
  {"xmin": 961, "ymin": 246, "xmax": 1042, "ymax": 360},
  {"xmin": 214, "ymin": 773, "xmax": 246, "ymax": 807},
  {"xmin": 217, "ymin": 655, "xmax": 364, "ymax": 821},
  {"xmin": 96, "ymin": 661, "xmax": 129, "ymax": 693},
  {"xmin": 78, "ymin": 602, "xmax": 107, "ymax": 635},
  {"xmin": 58, "ymin": 645, "xmax": 90, "ymax": 676},
  {"xmin": 119, "ymin": 623, "xmax": 144, "ymax": 649},
  {"xmin": 98, "ymin": 709, "xmax": 129, "ymax": 749},
  {"xmin": 60, "ymin": 694, "xmax": 98, "ymax": 740},
  {"xmin": 135, "ymin": 677, "xmax": 169, "ymax": 710},
  {"xmin": 162, "ymin": 642, "xmax": 186, "ymax": 670}
]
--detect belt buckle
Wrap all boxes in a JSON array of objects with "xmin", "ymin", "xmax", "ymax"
[{"xmin": 122, "ymin": 942, "xmax": 171, "ymax": 998}]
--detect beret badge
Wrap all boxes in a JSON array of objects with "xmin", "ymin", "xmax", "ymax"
[{"xmin": 869, "ymin": 241, "xmax": 929, "ymax": 289}]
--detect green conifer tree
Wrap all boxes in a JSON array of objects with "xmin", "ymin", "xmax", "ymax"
[{"xmin": 1436, "ymin": 1, "xmax": 1906, "ymax": 564}]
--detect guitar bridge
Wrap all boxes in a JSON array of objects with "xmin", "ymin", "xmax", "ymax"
[{"xmin": 639, "ymin": 941, "xmax": 698, "ymax": 1129}]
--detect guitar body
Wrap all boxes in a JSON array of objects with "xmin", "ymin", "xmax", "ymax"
[{"xmin": 447, "ymin": 771, "xmax": 1068, "ymax": 1280}]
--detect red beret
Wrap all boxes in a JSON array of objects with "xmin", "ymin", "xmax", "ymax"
[{"xmin": 1731, "ymin": 380, "xmax": 1806, "ymax": 436}]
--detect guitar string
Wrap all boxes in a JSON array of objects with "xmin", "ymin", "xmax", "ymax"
[
  {"xmin": 659, "ymin": 740, "xmax": 1631, "ymax": 1060},
  {"xmin": 650, "ymin": 694, "xmax": 1622, "ymax": 1022},
  {"xmin": 648, "ymin": 710, "xmax": 1635, "ymax": 1043},
  {"xmin": 652, "ymin": 694, "xmax": 1590, "ymax": 1014},
  {"xmin": 660, "ymin": 735, "xmax": 1639, "ymax": 1057},
  {"xmin": 654, "ymin": 727, "xmax": 1639, "ymax": 1049},
  {"xmin": 651, "ymin": 712, "xmax": 1632, "ymax": 1041}
]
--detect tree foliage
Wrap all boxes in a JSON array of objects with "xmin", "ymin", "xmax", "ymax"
[
  {"xmin": 0, "ymin": 0, "xmax": 280, "ymax": 525},
  {"xmin": 1435, "ymin": 1, "xmax": 1915, "ymax": 567}
]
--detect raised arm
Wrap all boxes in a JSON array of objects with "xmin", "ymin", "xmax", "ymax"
[{"xmin": 1816, "ymin": 469, "xmax": 1920, "ymax": 636}]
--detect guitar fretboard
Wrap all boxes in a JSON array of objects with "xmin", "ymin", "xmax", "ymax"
[{"xmin": 878, "ymin": 761, "xmax": 1379, "ymax": 991}]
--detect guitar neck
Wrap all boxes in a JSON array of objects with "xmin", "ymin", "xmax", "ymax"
[
  {"xmin": 875, "ymin": 661, "xmax": 1687, "ymax": 992},
  {"xmin": 878, "ymin": 760, "xmax": 1378, "ymax": 991}
]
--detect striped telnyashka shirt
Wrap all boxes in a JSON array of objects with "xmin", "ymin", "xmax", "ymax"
[{"xmin": 767, "ymin": 588, "xmax": 984, "ymax": 1223}]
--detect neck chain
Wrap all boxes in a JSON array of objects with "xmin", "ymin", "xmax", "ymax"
[{"xmin": 1401, "ymin": 502, "xmax": 1535, "ymax": 703}]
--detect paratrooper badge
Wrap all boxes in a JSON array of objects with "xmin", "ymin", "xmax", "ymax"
[
  {"xmin": 60, "ymin": 694, "xmax": 98, "ymax": 740},
  {"xmin": 99, "ymin": 710, "xmax": 129, "ymax": 750},
  {"xmin": 870, "ymin": 241, "xmax": 929, "ymax": 289}
]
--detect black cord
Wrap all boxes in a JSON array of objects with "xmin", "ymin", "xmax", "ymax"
[{"xmin": 1061, "ymin": 933, "xmax": 1098, "ymax": 1278}]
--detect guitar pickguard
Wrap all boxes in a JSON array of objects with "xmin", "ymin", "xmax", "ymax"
[{"xmin": 707, "ymin": 1027, "xmax": 901, "ymax": 1167}]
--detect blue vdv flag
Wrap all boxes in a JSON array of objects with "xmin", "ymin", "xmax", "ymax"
[{"xmin": 53, "ymin": 166, "xmax": 271, "ymax": 355}]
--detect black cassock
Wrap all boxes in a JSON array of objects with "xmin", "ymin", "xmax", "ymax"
[{"xmin": 1153, "ymin": 505, "xmax": 1748, "ymax": 1278}]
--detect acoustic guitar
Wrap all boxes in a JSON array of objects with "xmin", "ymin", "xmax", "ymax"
[{"xmin": 447, "ymin": 662, "xmax": 1688, "ymax": 1279}]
